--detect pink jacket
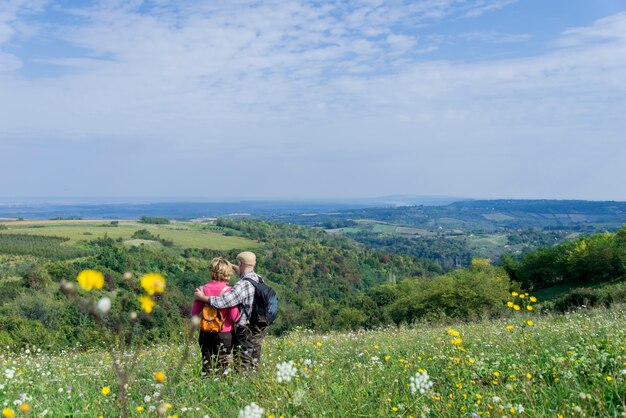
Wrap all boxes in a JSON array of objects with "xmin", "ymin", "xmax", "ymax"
[{"xmin": 191, "ymin": 281, "xmax": 240, "ymax": 333}]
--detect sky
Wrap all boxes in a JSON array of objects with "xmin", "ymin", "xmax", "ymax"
[{"xmin": 1, "ymin": 0, "xmax": 625, "ymax": 202}]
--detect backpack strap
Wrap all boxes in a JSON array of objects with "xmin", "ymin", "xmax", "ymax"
[{"xmin": 241, "ymin": 277, "xmax": 260, "ymax": 319}]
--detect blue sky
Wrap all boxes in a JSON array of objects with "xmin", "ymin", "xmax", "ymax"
[{"xmin": 1, "ymin": 0, "xmax": 625, "ymax": 201}]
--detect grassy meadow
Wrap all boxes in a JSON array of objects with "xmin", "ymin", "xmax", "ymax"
[
  {"xmin": 1, "ymin": 306, "xmax": 625, "ymax": 417},
  {"xmin": 0, "ymin": 220, "xmax": 260, "ymax": 251}
]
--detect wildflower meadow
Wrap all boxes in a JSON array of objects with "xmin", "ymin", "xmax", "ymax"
[{"xmin": 1, "ymin": 278, "xmax": 625, "ymax": 417}]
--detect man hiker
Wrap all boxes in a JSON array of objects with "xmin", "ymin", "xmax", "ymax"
[{"xmin": 193, "ymin": 251, "xmax": 266, "ymax": 371}]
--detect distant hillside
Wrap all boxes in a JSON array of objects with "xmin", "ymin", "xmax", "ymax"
[
  {"xmin": 265, "ymin": 199, "xmax": 626, "ymax": 232},
  {"xmin": 0, "ymin": 196, "xmax": 457, "ymax": 220}
]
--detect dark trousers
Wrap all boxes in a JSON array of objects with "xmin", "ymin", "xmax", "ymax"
[
  {"xmin": 234, "ymin": 325, "xmax": 266, "ymax": 371},
  {"xmin": 198, "ymin": 330, "xmax": 234, "ymax": 376}
]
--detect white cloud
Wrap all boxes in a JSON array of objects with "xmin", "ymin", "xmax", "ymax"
[{"xmin": 0, "ymin": 1, "xmax": 625, "ymax": 199}]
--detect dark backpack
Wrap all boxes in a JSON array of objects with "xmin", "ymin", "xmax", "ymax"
[{"xmin": 243, "ymin": 276, "xmax": 278, "ymax": 328}]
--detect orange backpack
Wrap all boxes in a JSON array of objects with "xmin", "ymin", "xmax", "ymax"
[{"xmin": 200, "ymin": 285, "xmax": 230, "ymax": 333}]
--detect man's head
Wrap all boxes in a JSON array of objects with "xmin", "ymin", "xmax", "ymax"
[{"xmin": 236, "ymin": 251, "xmax": 256, "ymax": 275}]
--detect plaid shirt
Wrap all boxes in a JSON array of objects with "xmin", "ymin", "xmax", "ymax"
[{"xmin": 209, "ymin": 272, "xmax": 262, "ymax": 326}]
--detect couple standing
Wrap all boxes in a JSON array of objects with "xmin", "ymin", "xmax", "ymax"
[{"xmin": 191, "ymin": 251, "xmax": 266, "ymax": 375}]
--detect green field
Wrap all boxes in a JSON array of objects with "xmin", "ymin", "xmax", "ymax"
[
  {"xmin": 466, "ymin": 234, "xmax": 509, "ymax": 259},
  {"xmin": 1, "ymin": 306, "xmax": 624, "ymax": 417},
  {"xmin": 0, "ymin": 221, "xmax": 260, "ymax": 251}
]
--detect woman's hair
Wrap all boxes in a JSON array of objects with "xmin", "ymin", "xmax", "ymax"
[{"xmin": 210, "ymin": 257, "xmax": 233, "ymax": 282}]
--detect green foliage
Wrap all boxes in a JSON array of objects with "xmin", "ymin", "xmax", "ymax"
[
  {"xmin": 385, "ymin": 264, "xmax": 511, "ymax": 325},
  {"xmin": 542, "ymin": 282, "xmax": 626, "ymax": 313},
  {"xmin": 2, "ymin": 216, "xmax": 622, "ymax": 351},
  {"xmin": 503, "ymin": 225, "xmax": 626, "ymax": 289},
  {"xmin": 0, "ymin": 233, "xmax": 92, "ymax": 259},
  {"xmin": 132, "ymin": 229, "xmax": 157, "ymax": 240},
  {"xmin": 139, "ymin": 216, "xmax": 170, "ymax": 224}
]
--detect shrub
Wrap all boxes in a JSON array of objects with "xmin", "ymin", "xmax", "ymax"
[{"xmin": 386, "ymin": 264, "xmax": 511, "ymax": 325}]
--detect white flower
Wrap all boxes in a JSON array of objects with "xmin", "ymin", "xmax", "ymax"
[
  {"xmin": 276, "ymin": 361, "xmax": 297, "ymax": 383},
  {"xmin": 144, "ymin": 395, "xmax": 152, "ymax": 403},
  {"xmin": 5, "ymin": 369, "xmax": 15, "ymax": 379},
  {"xmin": 96, "ymin": 297, "xmax": 111, "ymax": 314},
  {"xmin": 303, "ymin": 359, "xmax": 312, "ymax": 366},
  {"xmin": 409, "ymin": 371, "xmax": 434, "ymax": 395},
  {"xmin": 238, "ymin": 402, "xmax": 265, "ymax": 418}
]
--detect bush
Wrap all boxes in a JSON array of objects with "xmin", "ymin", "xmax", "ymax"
[
  {"xmin": 385, "ymin": 264, "xmax": 511, "ymax": 325},
  {"xmin": 553, "ymin": 288, "xmax": 602, "ymax": 312}
]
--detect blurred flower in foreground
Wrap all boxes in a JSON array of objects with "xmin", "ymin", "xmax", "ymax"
[
  {"xmin": 138, "ymin": 296, "xmax": 155, "ymax": 313},
  {"xmin": 2, "ymin": 408, "xmax": 15, "ymax": 418},
  {"xmin": 276, "ymin": 361, "xmax": 297, "ymax": 383},
  {"xmin": 238, "ymin": 402, "xmax": 264, "ymax": 418},
  {"xmin": 96, "ymin": 297, "xmax": 111, "ymax": 314},
  {"xmin": 77, "ymin": 270, "xmax": 104, "ymax": 291},
  {"xmin": 140, "ymin": 273, "xmax": 166, "ymax": 295}
]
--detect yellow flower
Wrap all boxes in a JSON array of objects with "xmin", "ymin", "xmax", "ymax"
[
  {"xmin": 448, "ymin": 328, "xmax": 460, "ymax": 337},
  {"xmin": 18, "ymin": 405, "xmax": 29, "ymax": 414},
  {"xmin": 530, "ymin": 296, "xmax": 537, "ymax": 302},
  {"xmin": 154, "ymin": 371, "xmax": 166, "ymax": 383},
  {"xmin": 519, "ymin": 294, "xmax": 525, "ymax": 299},
  {"xmin": 511, "ymin": 291, "xmax": 519, "ymax": 297},
  {"xmin": 136, "ymin": 406, "xmax": 144, "ymax": 411},
  {"xmin": 527, "ymin": 320, "xmax": 534, "ymax": 326},
  {"xmin": 140, "ymin": 273, "xmax": 166, "ymax": 295},
  {"xmin": 374, "ymin": 345, "xmax": 379, "ymax": 349},
  {"xmin": 506, "ymin": 325, "xmax": 514, "ymax": 331},
  {"xmin": 2, "ymin": 408, "xmax": 15, "ymax": 418},
  {"xmin": 606, "ymin": 376, "xmax": 613, "ymax": 381},
  {"xmin": 493, "ymin": 371, "xmax": 500, "ymax": 377},
  {"xmin": 526, "ymin": 305, "xmax": 533, "ymax": 311},
  {"xmin": 526, "ymin": 373, "xmax": 532, "ymax": 379},
  {"xmin": 102, "ymin": 386, "xmax": 111, "ymax": 395},
  {"xmin": 384, "ymin": 355, "xmax": 391, "ymax": 361},
  {"xmin": 451, "ymin": 338, "xmax": 463, "ymax": 345},
  {"xmin": 77, "ymin": 269, "xmax": 104, "ymax": 291},
  {"xmin": 513, "ymin": 305, "xmax": 521, "ymax": 311},
  {"xmin": 316, "ymin": 342, "xmax": 322, "ymax": 347},
  {"xmin": 138, "ymin": 295, "xmax": 155, "ymax": 313},
  {"xmin": 507, "ymin": 301, "xmax": 514, "ymax": 308},
  {"xmin": 392, "ymin": 407, "xmax": 398, "ymax": 412}
]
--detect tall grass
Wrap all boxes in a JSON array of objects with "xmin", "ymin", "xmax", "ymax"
[{"xmin": 1, "ymin": 306, "xmax": 624, "ymax": 417}]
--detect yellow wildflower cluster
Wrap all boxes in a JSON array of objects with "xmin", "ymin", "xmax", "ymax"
[
  {"xmin": 507, "ymin": 292, "xmax": 537, "ymax": 312},
  {"xmin": 448, "ymin": 329, "xmax": 463, "ymax": 346}
]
